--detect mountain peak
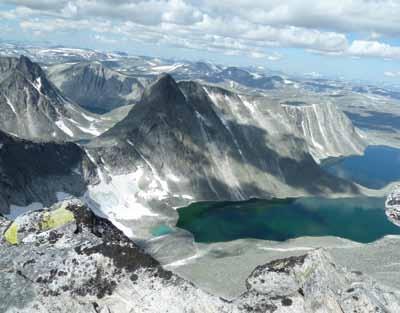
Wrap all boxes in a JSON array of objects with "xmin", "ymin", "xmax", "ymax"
[
  {"xmin": 96, "ymin": 73, "xmax": 190, "ymax": 141},
  {"xmin": 141, "ymin": 73, "xmax": 183, "ymax": 104},
  {"xmin": 153, "ymin": 73, "xmax": 177, "ymax": 88},
  {"xmin": 16, "ymin": 55, "xmax": 44, "ymax": 81},
  {"xmin": 0, "ymin": 55, "xmax": 106, "ymax": 141}
]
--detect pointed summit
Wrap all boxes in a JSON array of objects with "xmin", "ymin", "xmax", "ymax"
[
  {"xmin": 96, "ymin": 73, "xmax": 194, "ymax": 142},
  {"xmin": 0, "ymin": 56, "xmax": 106, "ymax": 141},
  {"xmin": 143, "ymin": 73, "xmax": 179, "ymax": 96},
  {"xmin": 140, "ymin": 73, "xmax": 186, "ymax": 108},
  {"xmin": 155, "ymin": 72, "xmax": 176, "ymax": 84},
  {"xmin": 16, "ymin": 55, "xmax": 44, "ymax": 80},
  {"xmin": 0, "ymin": 55, "xmax": 58, "ymax": 100}
]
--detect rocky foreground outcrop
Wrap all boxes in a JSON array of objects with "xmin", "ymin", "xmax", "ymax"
[
  {"xmin": 1, "ymin": 200, "xmax": 400, "ymax": 313},
  {"xmin": 386, "ymin": 185, "xmax": 400, "ymax": 227}
]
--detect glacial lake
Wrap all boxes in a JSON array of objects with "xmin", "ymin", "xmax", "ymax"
[
  {"xmin": 322, "ymin": 145, "xmax": 400, "ymax": 189},
  {"xmin": 177, "ymin": 197, "xmax": 400, "ymax": 243}
]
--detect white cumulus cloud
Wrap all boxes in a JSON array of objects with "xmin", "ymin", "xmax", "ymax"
[
  {"xmin": 384, "ymin": 71, "xmax": 400, "ymax": 77},
  {"xmin": 348, "ymin": 40, "xmax": 400, "ymax": 59},
  {"xmin": 2, "ymin": 0, "xmax": 400, "ymax": 61}
]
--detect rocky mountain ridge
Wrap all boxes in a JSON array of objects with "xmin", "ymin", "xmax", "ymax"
[
  {"xmin": 88, "ymin": 75, "xmax": 360, "ymax": 203},
  {"xmin": 0, "ymin": 56, "xmax": 116, "ymax": 141},
  {"xmin": 281, "ymin": 101, "xmax": 365, "ymax": 161},
  {"xmin": 47, "ymin": 61, "xmax": 148, "ymax": 113}
]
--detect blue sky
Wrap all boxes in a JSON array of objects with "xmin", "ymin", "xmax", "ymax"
[{"xmin": 1, "ymin": 1, "xmax": 400, "ymax": 83}]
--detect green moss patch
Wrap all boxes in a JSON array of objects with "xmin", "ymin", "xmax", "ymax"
[
  {"xmin": 4, "ymin": 222, "xmax": 19, "ymax": 245},
  {"xmin": 40, "ymin": 207, "xmax": 75, "ymax": 231}
]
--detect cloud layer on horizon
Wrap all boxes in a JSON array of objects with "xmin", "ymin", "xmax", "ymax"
[{"xmin": 2, "ymin": 0, "xmax": 400, "ymax": 61}]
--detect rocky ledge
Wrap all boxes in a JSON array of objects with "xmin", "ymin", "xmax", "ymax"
[
  {"xmin": 386, "ymin": 185, "xmax": 400, "ymax": 227},
  {"xmin": 1, "ymin": 200, "xmax": 400, "ymax": 313}
]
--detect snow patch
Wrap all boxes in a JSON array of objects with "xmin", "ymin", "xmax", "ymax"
[
  {"xmin": 111, "ymin": 220, "xmax": 135, "ymax": 238},
  {"xmin": 250, "ymin": 72, "xmax": 262, "ymax": 79},
  {"xmin": 55, "ymin": 120, "xmax": 74, "ymax": 137},
  {"xmin": 195, "ymin": 111, "xmax": 210, "ymax": 126},
  {"xmin": 84, "ymin": 149, "xmax": 97, "ymax": 164},
  {"xmin": 173, "ymin": 194, "xmax": 194, "ymax": 200},
  {"xmin": 238, "ymin": 95, "xmax": 256, "ymax": 114},
  {"xmin": 207, "ymin": 90, "xmax": 246, "ymax": 161},
  {"xmin": 283, "ymin": 79, "xmax": 293, "ymax": 85},
  {"xmin": 33, "ymin": 77, "xmax": 43, "ymax": 94},
  {"xmin": 151, "ymin": 63, "xmax": 183, "ymax": 73},
  {"xmin": 165, "ymin": 251, "xmax": 206, "ymax": 267},
  {"xmin": 135, "ymin": 149, "xmax": 169, "ymax": 198},
  {"xmin": 72, "ymin": 165, "xmax": 81, "ymax": 175},
  {"xmin": 75, "ymin": 124, "xmax": 102, "ymax": 136},
  {"xmin": 167, "ymin": 173, "xmax": 181, "ymax": 183},
  {"xmin": 5, "ymin": 95, "xmax": 17, "ymax": 115},
  {"xmin": 83, "ymin": 168, "xmax": 159, "ymax": 222},
  {"xmin": 81, "ymin": 111, "xmax": 97, "ymax": 122}
]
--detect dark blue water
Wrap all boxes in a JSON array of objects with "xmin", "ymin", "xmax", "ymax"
[
  {"xmin": 177, "ymin": 197, "xmax": 400, "ymax": 243},
  {"xmin": 322, "ymin": 145, "xmax": 400, "ymax": 189}
]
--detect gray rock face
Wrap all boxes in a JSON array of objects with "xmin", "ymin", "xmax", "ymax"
[
  {"xmin": 203, "ymin": 85, "xmax": 366, "ymax": 162},
  {"xmin": 47, "ymin": 61, "xmax": 146, "ymax": 113},
  {"xmin": 386, "ymin": 186, "xmax": 400, "ymax": 227},
  {"xmin": 0, "ymin": 56, "xmax": 113, "ymax": 141},
  {"xmin": 281, "ymin": 102, "xmax": 366, "ymax": 160},
  {"xmin": 1, "ymin": 201, "xmax": 399, "ymax": 313},
  {"xmin": 0, "ymin": 130, "xmax": 97, "ymax": 215},
  {"xmin": 90, "ymin": 74, "xmax": 359, "ymax": 203},
  {"xmin": 240, "ymin": 251, "xmax": 400, "ymax": 313},
  {"xmin": 0, "ymin": 56, "xmax": 66, "ymax": 140}
]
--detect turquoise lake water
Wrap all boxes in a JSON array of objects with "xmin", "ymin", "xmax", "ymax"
[
  {"xmin": 151, "ymin": 224, "xmax": 174, "ymax": 237},
  {"xmin": 322, "ymin": 145, "xmax": 400, "ymax": 189},
  {"xmin": 177, "ymin": 197, "xmax": 400, "ymax": 243}
]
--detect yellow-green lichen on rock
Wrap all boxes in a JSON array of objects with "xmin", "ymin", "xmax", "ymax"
[
  {"xmin": 39, "ymin": 207, "xmax": 75, "ymax": 231},
  {"xmin": 4, "ymin": 222, "xmax": 19, "ymax": 245}
]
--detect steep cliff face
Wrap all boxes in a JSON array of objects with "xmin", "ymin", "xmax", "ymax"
[
  {"xmin": 0, "ymin": 56, "xmax": 112, "ymax": 141},
  {"xmin": 1, "ymin": 201, "xmax": 399, "ymax": 313},
  {"xmin": 0, "ymin": 130, "xmax": 97, "ymax": 216},
  {"xmin": 281, "ymin": 102, "xmax": 366, "ymax": 161},
  {"xmin": 48, "ymin": 61, "xmax": 147, "ymax": 113},
  {"xmin": 204, "ymin": 86, "xmax": 366, "ymax": 163},
  {"xmin": 81, "ymin": 75, "xmax": 360, "ymax": 227}
]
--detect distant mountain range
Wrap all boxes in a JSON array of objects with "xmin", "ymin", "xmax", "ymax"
[{"xmin": 47, "ymin": 61, "xmax": 148, "ymax": 113}]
